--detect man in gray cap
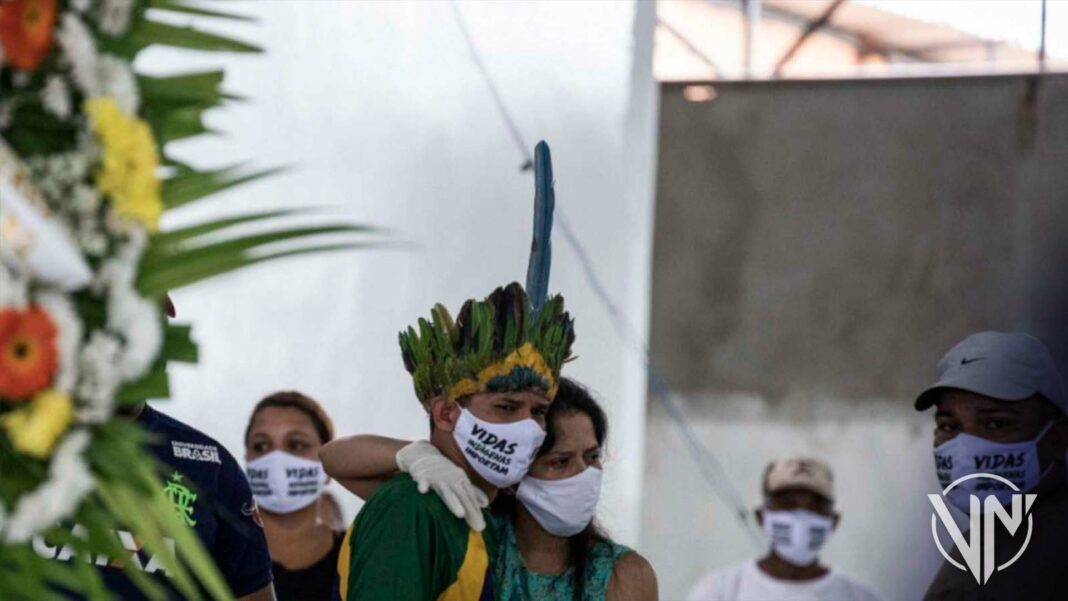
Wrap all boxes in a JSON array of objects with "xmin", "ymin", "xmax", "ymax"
[{"xmin": 918, "ymin": 331, "xmax": 1068, "ymax": 600}]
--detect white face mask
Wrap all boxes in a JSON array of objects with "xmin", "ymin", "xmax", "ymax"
[
  {"xmin": 761, "ymin": 509, "xmax": 835, "ymax": 567},
  {"xmin": 933, "ymin": 421, "xmax": 1055, "ymax": 512},
  {"xmin": 517, "ymin": 466, "xmax": 602, "ymax": 537},
  {"xmin": 245, "ymin": 450, "xmax": 327, "ymax": 514},
  {"xmin": 452, "ymin": 408, "xmax": 545, "ymax": 488}
]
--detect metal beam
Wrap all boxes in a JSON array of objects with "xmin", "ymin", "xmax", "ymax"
[
  {"xmin": 657, "ymin": 18, "xmax": 724, "ymax": 78},
  {"xmin": 743, "ymin": 0, "xmax": 762, "ymax": 78},
  {"xmin": 772, "ymin": 0, "xmax": 849, "ymax": 77}
]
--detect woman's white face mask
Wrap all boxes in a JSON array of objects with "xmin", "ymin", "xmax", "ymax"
[
  {"xmin": 245, "ymin": 450, "xmax": 327, "ymax": 514},
  {"xmin": 761, "ymin": 509, "xmax": 835, "ymax": 567},
  {"xmin": 517, "ymin": 466, "xmax": 602, "ymax": 537}
]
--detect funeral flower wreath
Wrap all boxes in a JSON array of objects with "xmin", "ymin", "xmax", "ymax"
[{"xmin": 0, "ymin": 1, "xmax": 370, "ymax": 598}]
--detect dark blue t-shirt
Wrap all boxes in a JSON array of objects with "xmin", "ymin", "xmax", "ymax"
[{"xmin": 35, "ymin": 404, "xmax": 273, "ymax": 599}]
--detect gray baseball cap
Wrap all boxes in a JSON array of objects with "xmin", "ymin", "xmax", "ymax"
[{"xmin": 915, "ymin": 331, "xmax": 1067, "ymax": 414}]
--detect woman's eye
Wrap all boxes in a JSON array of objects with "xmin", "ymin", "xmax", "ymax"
[
  {"xmin": 496, "ymin": 404, "xmax": 517, "ymax": 413},
  {"xmin": 986, "ymin": 420, "xmax": 1008, "ymax": 431},
  {"xmin": 936, "ymin": 422, "xmax": 957, "ymax": 432},
  {"xmin": 252, "ymin": 442, "xmax": 270, "ymax": 453},
  {"xmin": 290, "ymin": 441, "xmax": 307, "ymax": 452},
  {"xmin": 532, "ymin": 407, "xmax": 548, "ymax": 418}
]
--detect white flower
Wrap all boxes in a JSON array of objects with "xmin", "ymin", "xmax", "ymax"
[
  {"xmin": 57, "ymin": 14, "xmax": 100, "ymax": 97},
  {"xmin": 76, "ymin": 332, "xmax": 123, "ymax": 424},
  {"xmin": 0, "ymin": 260, "xmax": 29, "ymax": 308},
  {"xmin": 77, "ymin": 227, "xmax": 109, "ymax": 257},
  {"xmin": 35, "ymin": 292, "xmax": 82, "ymax": 394},
  {"xmin": 99, "ymin": 0, "xmax": 134, "ymax": 37},
  {"xmin": 0, "ymin": 102, "xmax": 13, "ymax": 129},
  {"xmin": 71, "ymin": 184, "xmax": 101, "ymax": 214},
  {"xmin": 94, "ymin": 229, "xmax": 162, "ymax": 381},
  {"xmin": 109, "ymin": 287, "xmax": 162, "ymax": 380},
  {"xmin": 3, "ymin": 429, "xmax": 94, "ymax": 543},
  {"xmin": 96, "ymin": 55, "xmax": 140, "ymax": 114},
  {"xmin": 42, "ymin": 76, "xmax": 72, "ymax": 119}
]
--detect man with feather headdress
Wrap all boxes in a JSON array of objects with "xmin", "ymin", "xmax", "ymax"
[{"xmin": 332, "ymin": 143, "xmax": 575, "ymax": 601}]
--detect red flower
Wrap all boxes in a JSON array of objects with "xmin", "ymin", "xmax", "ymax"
[
  {"xmin": 0, "ymin": 0, "xmax": 58, "ymax": 71},
  {"xmin": 0, "ymin": 306, "xmax": 59, "ymax": 401}
]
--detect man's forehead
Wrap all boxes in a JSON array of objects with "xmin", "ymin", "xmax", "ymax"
[
  {"xmin": 768, "ymin": 488, "xmax": 828, "ymax": 504},
  {"xmin": 936, "ymin": 390, "xmax": 1031, "ymax": 414},
  {"xmin": 492, "ymin": 391, "xmax": 549, "ymax": 405}
]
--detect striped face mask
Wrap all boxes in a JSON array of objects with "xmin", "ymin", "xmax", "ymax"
[{"xmin": 246, "ymin": 450, "xmax": 327, "ymax": 514}]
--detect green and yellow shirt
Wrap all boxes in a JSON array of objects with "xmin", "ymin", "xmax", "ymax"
[{"xmin": 336, "ymin": 473, "xmax": 498, "ymax": 601}]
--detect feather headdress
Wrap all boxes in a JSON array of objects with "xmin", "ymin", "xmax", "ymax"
[{"xmin": 399, "ymin": 142, "xmax": 574, "ymax": 406}]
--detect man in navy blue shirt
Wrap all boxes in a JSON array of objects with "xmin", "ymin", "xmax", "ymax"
[{"xmin": 35, "ymin": 402, "xmax": 276, "ymax": 600}]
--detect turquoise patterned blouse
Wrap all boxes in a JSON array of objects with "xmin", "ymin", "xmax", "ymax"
[{"xmin": 491, "ymin": 515, "xmax": 634, "ymax": 601}]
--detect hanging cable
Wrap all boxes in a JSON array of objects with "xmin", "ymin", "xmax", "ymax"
[
  {"xmin": 446, "ymin": 0, "xmax": 761, "ymax": 547},
  {"xmin": 449, "ymin": 1, "xmax": 534, "ymax": 171}
]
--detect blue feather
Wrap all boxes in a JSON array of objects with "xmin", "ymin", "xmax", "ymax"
[{"xmin": 526, "ymin": 141, "xmax": 554, "ymax": 319}]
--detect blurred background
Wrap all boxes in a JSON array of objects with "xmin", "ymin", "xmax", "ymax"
[{"xmin": 139, "ymin": 1, "xmax": 1066, "ymax": 599}]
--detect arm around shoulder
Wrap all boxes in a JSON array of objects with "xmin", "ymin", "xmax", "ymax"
[
  {"xmin": 607, "ymin": 552, "xmax": 658, "ymax": 601},
  {"xmin": 320, "ymin": 434, "xmax": 410, "ymax": 500}
]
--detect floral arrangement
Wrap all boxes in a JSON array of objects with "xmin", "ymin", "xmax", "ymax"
[{"xmin": 0, "ymin": 1, "xmax": 369, "ymax": 598}]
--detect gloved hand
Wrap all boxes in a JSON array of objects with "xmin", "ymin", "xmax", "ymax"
[{"xmin": 396, "ymin": 440, "xmax": 489, "ymax": 531}]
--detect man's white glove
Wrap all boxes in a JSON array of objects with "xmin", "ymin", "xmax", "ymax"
[{"xmin": 396, "ymin": 440, "xmax": 489, "ymax": 531}]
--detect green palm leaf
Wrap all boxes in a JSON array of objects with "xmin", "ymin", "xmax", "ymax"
[
  {"xmin": 138, "ymin": 241, "xmax": 383, "ymax": 296},
  {"xmin": 161, "ymin": 165, "xmax": 290, "ymax": 209},
  {"xmin": 148, "ymin": 0, "xmax": 256, "ymax": 22}
]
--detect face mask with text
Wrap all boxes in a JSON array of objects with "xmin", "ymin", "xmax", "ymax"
[
  {"xmin": 933, "ymin": 421, "xmax": 1054, "ymax": 512},
  {"xmin": 245, "ymin": 450, "xmax": 327, "ymax": 514},
  {"xmin": 452, "ymin": 407, "xmax": 545, "ymax": 488},
  {"xmin": 762, "ymin": 509, "xmax": 834, "ymax": 567}
]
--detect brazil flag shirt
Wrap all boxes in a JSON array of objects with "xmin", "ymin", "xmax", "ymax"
[{"xmin": 337, "ymin": 473, "xmax": 498, "ymax": 601}]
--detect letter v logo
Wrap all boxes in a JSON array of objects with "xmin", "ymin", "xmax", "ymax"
[{"xmin": 929, "ymin": 473, "xmax": 1036, "ymax": 585}]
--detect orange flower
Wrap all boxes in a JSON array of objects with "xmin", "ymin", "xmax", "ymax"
[
  {"xmin": 0, "ymin": 0, "xmax": 57, "ymax": 71},
  {"xmin": 0, "ymin": 306, "xmax": 59, "ymax": 401}
]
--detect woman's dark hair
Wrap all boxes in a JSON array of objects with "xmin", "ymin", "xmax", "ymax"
[
  {"xmin": 491, "ymin": 377, "xmax": 611, "ymax": 601},
  {"xmin": 244, "ymin": 390, "xmax": 334, "ymax": 446}
]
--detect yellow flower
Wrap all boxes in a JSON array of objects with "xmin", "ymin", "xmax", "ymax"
[
  {"xmin": 85, "ymin": 97, "xmax": 163, "ymax": 231},
  {"xmin": 2, "ymin": 388, "xmax": 74, "ymax": 459}
]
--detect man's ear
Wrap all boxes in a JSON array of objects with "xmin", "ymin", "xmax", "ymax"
[{"xmin": 429, "ymin": 396, "xmax": 461, "ymax": 432}]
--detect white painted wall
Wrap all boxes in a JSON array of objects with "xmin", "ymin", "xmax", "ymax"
[{"xmin": 141, "ymin": 0, "xmax": 657, "ymax": 547}]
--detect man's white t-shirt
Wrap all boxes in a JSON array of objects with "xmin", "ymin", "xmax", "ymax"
[{"xmin": 687, "ymin": 560, "xmax": 881, "ymax": 601}]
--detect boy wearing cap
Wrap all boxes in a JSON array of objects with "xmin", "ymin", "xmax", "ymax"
[
  {"xmin": 687, "ymin": 457, "xmax": 880, "ymax": 601},
  {"xmin": 917, "ymin": 331, "xmax": 1068, "ymax": 600}
]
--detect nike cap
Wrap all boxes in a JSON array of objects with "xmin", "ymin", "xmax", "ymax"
[{"xmin": 915, "ymin": 331, "xmax": 1067, "ymax": 415}]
